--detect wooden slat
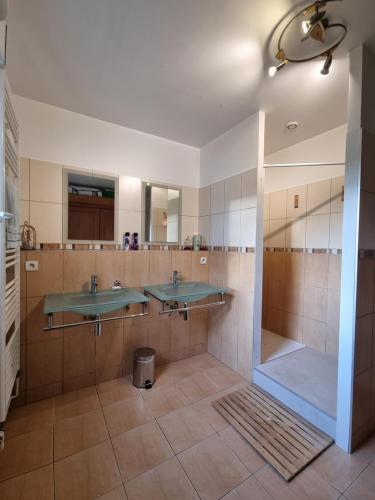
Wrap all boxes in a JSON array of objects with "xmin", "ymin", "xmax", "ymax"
[{"xmin": 212, "ymin": 385, "xmax": 333, "ymax": 482}]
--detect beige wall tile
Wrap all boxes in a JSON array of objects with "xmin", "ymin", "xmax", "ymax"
[
  {"xmin": 285, "ymin": 217, "xmax": 306, "ymax": 248},
  {"xmin": 355, "ymin": 315, "xmax": 373, "ymax": 375},
  {"xmin": 305, "ymin": 253, "xmax": 329, "ymax": 288},
  {"xmin": 285, "ymin": 252, "xmax": 305, "ymax": 285},
  {"xmin": 307, "ymin": 179, "xmax": 331, "ymax": 215},
  {"xmin": 210, "ymin": 180, "xmax": 225, "ymax": 214},
  {"xmin": 182, "ymin": 186, "xmax": 199, "ymax": 216},
  {"xmin": 118, "ymin": 176, "xmax": 142, "ymax": 212},
  {"xmin": 269, "ymin": 190, "xmax": 287, "ymax": 220},
  {"xmin": 21, "ymin": 200, "xmax": 29, "ymax": 224},
  {"xmin": 198, "ymin": 215, "xmax": 210, "ymax": 246},
  {"xmin": 328, "ymin": 254, "xmax": 342, "ymax": 290},
  {"xmin": 330, "ymin": 176, "xmax": 345, "ymax": 213},
  {"xmin": 64, "ymin": 329, "xmax": 95, "ymax": 380},
  {"xmin": 26, "ymin": 250, "xmax": 64, "ymax": 297},
  {"xmin": 171, "ymin": 250, "xmax": 192, "ymax": 280},
  {"xmin": 124, "ymin": 250, "xmax": 149, "ymax": 287},
  {"xmin": 20, "ymin": 157, "xmax": 30, "ymax": 201},
  {"xmin": 181, "ymin": 215, "xmax": 198, "ymax": 242},
  {"xmin": 191, "ymin": 251, "xmax": 209, "ymax": 281},
  {"xmin": 30, "ymin": 201, "xmax": 63, "ymax": 243},
  {"xmin": 241, "ymin": 169, "xmax": 257, "ymax": 210},
  {"xmin": 27, "ymin": 338, "xmax": 63, "ymax": 389},
  {"xmin": 210, "ymin": 213, "xmax": 224, "ymax": 246},
  {"xmin": 302, "ymin": 318, "xmax": 327, "ymax": 352},
  {"xmin": 306, "ymin": 214, "xmax": 330, "ymax": 248},
  {"xmin": 357, "ymin": 260, "xmax": 375, "ymax": 317},
  {"xmin": 63, "ymin": 251, "xmax": 95, "ymax": 292},
  {"xmin": 27, "ymin": 382, "xmax": 62, "ymax": 403},
  {"xmin": 30, "ymin": 159, "xmax": 62, "ymax": 203},
  {"xmin": 240, "ymin": 208, "xmax": 256, "ymax": 247},
  {"xmin": 225, "ymin": 174, "xmax": 242, "ymax": 212},
  {"xmin": 263, "ymin": 192, "xmax": 270, "ymax": 220},
  {"xmin": 224, "ymin": 210, "xmax": 241, "ymax": 247},
  {"xmin": 95, "ymin": 250, "xmax": 124, "ymax": 289},
  {"xmin": 303, "ymin": 286, "xmax": 328, "ymax": 323},
  {"xmin": 268, "ymin": 219, "xmax": 286, "ymax": 248},
  {"xmin": 95, "ymin": 320, "xmax": 123, "ymax": 378},
  {"xmin": 148, "ymin": 250, "xmax": 171, "ymax": 285},
  {"xmin": 329, "ymin": 213, "xmax": 343, "ymax": 249},
  {"xmin": 287, "ymin": 184, "xmax": 307, "ymax": 218},
  {"xmin": 353, "ymin": 370, "xmax": 371, "ymax": 432},
  {"xmin": 117, "ymin": 210, "xmax": 141, "ymax": 244},
  {"xmin": 26, "ymin": 297, "xmax": 63, "ymax": 343},
  {"xmin": 199, "ymin": 186, "xmax": 211, "ymax": 216}
]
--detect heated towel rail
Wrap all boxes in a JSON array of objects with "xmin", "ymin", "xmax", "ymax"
[{"xmin": 0, "ymin": 71, "xmax": 20, "ymax": 449}]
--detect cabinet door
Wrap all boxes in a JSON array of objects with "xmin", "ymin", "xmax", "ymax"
[
  {"xmin": 68, "ymin": 206, "xmax": 100, "ymax": 240},
  {"xmin": 99, "ymin": 209, "xmax": 114, "ymax": 241}
]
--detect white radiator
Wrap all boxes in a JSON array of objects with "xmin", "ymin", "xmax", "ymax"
[{"xmin": 0, "ymin": 71, "xmax": 20, "ymax": 449}]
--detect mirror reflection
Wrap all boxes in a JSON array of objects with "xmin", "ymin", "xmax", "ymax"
[{"xmin": 144, "ymin": 183, "xmax": 180, "ymax": 243}]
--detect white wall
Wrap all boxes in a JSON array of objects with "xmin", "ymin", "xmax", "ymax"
[
  {"xmin": 264, "ymin": 125, "xmax": 347, "ymax": 193},
  {"xmin": 200, "ymin": 113, "xmax": 261, "ymax": 187},
  {"xmin": 15, "ymin": 96, "xmax": 200, "ymax": 188}
]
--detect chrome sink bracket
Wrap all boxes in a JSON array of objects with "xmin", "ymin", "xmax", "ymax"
[
  {"xmin": 48, "ymin": 313, "xmax": 53, "ymax": 329},
  {"xmin": 94, "ymin": 314, "xmax": 101, "ymax": 336},
  {"xmin": 43, "ymin": 303, "xmax": 149, "ymax": 331}
]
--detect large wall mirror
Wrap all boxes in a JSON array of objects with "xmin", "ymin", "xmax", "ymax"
[
  {"xmin": 143, "ymin": 182, "xmax": 181, "ymax": 244},
  {"xmin": 63, "ymin": 169, "xmax": 118, "ymax": 242}
]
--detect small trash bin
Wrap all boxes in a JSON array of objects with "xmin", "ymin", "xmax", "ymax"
[{"xmin": 133, "ymin": 347, "xmax": 155, "ymax": 389}]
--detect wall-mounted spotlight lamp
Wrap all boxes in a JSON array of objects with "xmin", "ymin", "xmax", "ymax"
[{"xmin": 269, "ymin": 0, "xmax": 347, "ymax": 77}]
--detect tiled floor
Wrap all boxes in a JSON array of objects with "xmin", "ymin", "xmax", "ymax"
[{"xmin": 0, "ymin": 353, "xmax": 375, "ymax": 500}]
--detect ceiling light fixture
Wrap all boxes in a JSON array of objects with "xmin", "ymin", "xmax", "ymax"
[{"xmin": 269, "ymin": 0, "xmax": 347, "ymax": 77}]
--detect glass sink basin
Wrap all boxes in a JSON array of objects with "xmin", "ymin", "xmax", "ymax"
[
  {"xmin": 44, "ymin": 288, "xmax": 149, "ymax": 316},
  {"xmin": 144, "ymin": 282, "xmax": 226, "ymax": 303}
]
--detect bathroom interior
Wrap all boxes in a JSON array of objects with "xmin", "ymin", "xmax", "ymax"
[{"xmin": 1, "ymin": 1, "xmax": 375, "ymax": 499}]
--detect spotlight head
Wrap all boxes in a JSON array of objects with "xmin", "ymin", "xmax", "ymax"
[
  {"xmin": 268, "ymin": 60, "xmax": 288, "ymax": 77},
  {"xmin": 320, "ymin": 52, "xmax": 333, "ymax": 75},
  {"xmin": 302, "ymin": 20, "xmax": 311, "ymax": 34}
]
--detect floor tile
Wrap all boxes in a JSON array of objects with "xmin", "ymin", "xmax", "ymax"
[
  {"xmin": 0, "ymin": 464, "xmax": 54, "ymax": 500},
  {"xmin": 95, "ymin": 485, "xmax": 127, "ymax": 500},
  {"xmin": 176, "ymin": 372, "xmax": 220, "ymax": 402},
  {"xmin": 54, "ymin": 440, "xmax": 121, "ymax": 500},
  {"xmin": 178, "ymin": 434, "xmax": 249, "ymax": 500},
  {"xmin": 181, "ymin": 353, "xmax": 221, "ymax": 371},
  {"xmin": 204, "ymin": 364, "xmax": 243, "ymax": 390},
  {"xmin": 5, "ymin": 398, "xmax": 55, "ymax": 439},
  {"xmin": 97, "ymin": 376, "xmax": 140, "ymax": 407},
  {"xmin": 54, "ymin": 408, "xmax": 109, "ymax": 460},
  {"xmin": 141, "ymin": 383, "xmax": 190, "ymax": 417},
  {"xmin": 222, "ymin": 475, "xmax": 273, "ymax": 500},
  {"xmin": 112, "ymin": 421, "xmax": 174, "ymax": 482},
  {"xmin": 344, "ymin": 463, "xmax": 375, "ymax": 500},
  {"xmin": 312, "ymin": 444, "xmax": 371, "ymax": 493},
  {"xmin": 54, "ymin": 385, "xmax": 100, "ymax": 421},
  {"xmin": 125, "ymin": 456, "xmax": 199, "ymax": 500},
  {"xmin": 219, "ymin": 426, "xmax": 265, "ymax": 473},
  {"xmin": 0, "ymin": 427, "xmax": 53, "ymax": 481},
  {"xmin": 157, "ymin": 405, "xmax": 215, "ymax": 453},
  {"xmin": 255, "ymin": 464, "xmax": 340, "ymax": 500},
  {"xmin": 103, "ymin": 396, "xmax": 154, "ymax": 437}
]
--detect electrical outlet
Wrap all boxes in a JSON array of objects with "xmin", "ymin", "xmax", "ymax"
[
  {"xmin": 200, "ymin": 257, "xmax": 207, "ymax": 265},
  {"xmin": 25, "ymin": 260, "xmax": 39, "ymax": 272}
]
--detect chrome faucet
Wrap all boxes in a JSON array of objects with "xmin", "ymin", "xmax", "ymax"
[
  {"xmin": 172, "ymin": 270, "xmax": 181, "ymax": 287},
  {"xmin": 90, "ymin": 274, "xmax": 98, "ymax": 294}
]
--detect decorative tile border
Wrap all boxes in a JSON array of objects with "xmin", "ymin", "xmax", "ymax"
[
  {"xmin": 264, "ymin": 247, "xmax": 342, "ymax": 255},
  {"xmin": 359, "ymin": 250, "xmax": 375, "ymax": 259}
]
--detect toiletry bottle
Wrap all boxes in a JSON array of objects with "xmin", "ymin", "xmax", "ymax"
[
  {"xmin": 131, "ymin": 232, "xmax": 139, "ymax": 250},
  {"xmin": 123, "ymin": 232, "xmax": 130, "ymax": 250}
]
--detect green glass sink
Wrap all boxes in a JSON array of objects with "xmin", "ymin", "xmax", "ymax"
[
  {"xmin": 144, "ymin": 282, "xmax": 227, "ymax": 303},
  {"xmin": 44, "ymin": 288, "xmax": 149, "ymax": 316}
]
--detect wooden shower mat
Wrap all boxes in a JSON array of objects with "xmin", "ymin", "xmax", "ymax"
[{"xmin": 212, "ymin": 385, "xmax": 333, "ymax": 481}]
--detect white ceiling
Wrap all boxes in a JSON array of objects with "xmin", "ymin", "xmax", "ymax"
[{"xmin": 6, "ymin": 0, "xmax": 375, "ymax": 154}]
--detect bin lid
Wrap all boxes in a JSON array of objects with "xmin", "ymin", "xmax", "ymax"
[{"xmin": 134, "ymin": 347, "xmax": 156, "ymax": 361}]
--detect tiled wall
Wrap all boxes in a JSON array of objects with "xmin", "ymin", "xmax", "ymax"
[
  {"xmin": 198, "ymin": 169, "xmax": 257, "ymax": 248},
  {"xmin": 207, "ymin": 251, "xmax": 255, "ymax": 381},
  {"xmin": 264, "ymin": 176, "xmax": 344, "ymax": 250},
  {"xmin": 262, "ymin": 176, "xmax": 344, "ymax": 357},
  {"xmin": 20, "ymin": 158, "xmax": 199, "ymax": 245},
  {"xmin": 18, "ymin": 249, "xmax": 209, "ymax": 405},
  {"xmin": 262, "ymin": 251, "xmax": 341, "ymax": 356}
]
